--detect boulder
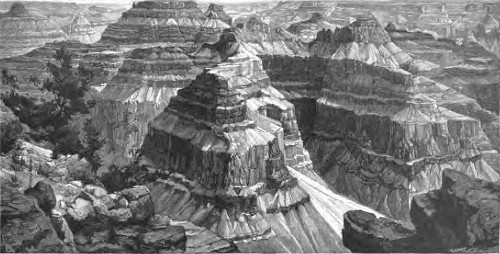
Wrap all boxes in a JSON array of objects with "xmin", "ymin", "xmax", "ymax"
[
  {"xmin": 140, "ymin": 226, "xmax": 187, "ymax": 252},
  {"xmin": 1, "ymin": 183, "xmax": 71, "ymax": 252},
  {"xmin": 24, "ymin": 180, "xmax": 57, "ymax": 215},
  {"xmin": 342, "ymin": 210, "xmax": 425, "ymax": 252},
  {"xmin": 148, "ymin": 214, "xmax": 171, "ymax": 229},
  {"xmin": 411, "ymin": 169, "xmax": 500, "ymax": 250},
  {"xmin": 83, "ymin": 184, "xmax": 108, "ymax": 199},
  {"xmin": 108, "ymin": 208, "xmax": 133, "ymax": 223},
  {"xmin": 129, "ymin": 195, "xmax": 154, "ymax": 222},
  {"xmin": 343, "ymin": 170, "xmax": 500, "ymax": 252},
  {"xmin": 121, "ymin": 185, "xmax": 150, "ymax": 201},
  {"xmin": 69, "ymin": 180, "xmax": 83, "ymax": 188},
  {"xmin": 67, "ymin": 198, "xmax": 95, "ymax": 221}
]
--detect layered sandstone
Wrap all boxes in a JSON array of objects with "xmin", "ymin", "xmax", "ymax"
[
  {"xmin": 262, "ymin": 56, "xmax": 499, "ymax": 220},
  {"xmin": 100, "ymin": 0, "xmax": 209, "ymax": 45},
  {"xmin": 63, "ymin": 13, "xmax": 100, "ymax": 44},
  {"xmin": 0, "ymin": 41, "xmax": 122, "ymax": 90},
  {"xmin": 139, "ymin": 38, "xmax": 383, "ymax": 251},
  {"xmin": 93, "ymin": 46, "xmax": 202, "ymax": 166},
  {"xmin": 257, "ymin": 17, "xmax": 500, "ymax": 220},
  {"xmin": 309, "ymin": 17, "xmax": 413, "ymax": 69},
  {"xmin": 0, "ymin": 3, "xmax": 67, "ymax": 59}
]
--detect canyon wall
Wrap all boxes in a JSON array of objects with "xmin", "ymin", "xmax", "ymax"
[
  {"xmin": 261, "ymin": 55, "xmax": 500, "ymax": 220},
  {"xmin": 0, "ymin": 3, "xmax": 68, "ymax": 59},
  {"xmin": 138, "ymin": 39, "xmax": 383, "ymax": 252}
]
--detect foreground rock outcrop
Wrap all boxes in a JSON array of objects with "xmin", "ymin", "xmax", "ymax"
[
  {"xmin": 342, "ymin": 169, "xmax": 500, "ymax": 252},
  {"xmin": 1, "ymin": 180, "xmax": 73, "ymax": 253},
  {"xmin": 0, "ymin": 3, "xmax": 67, "ymax": 59}
]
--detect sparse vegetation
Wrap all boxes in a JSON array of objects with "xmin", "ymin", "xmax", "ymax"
[{"xmin": 1, "ymin": 46, "xmax": 101, "ymax": 161}]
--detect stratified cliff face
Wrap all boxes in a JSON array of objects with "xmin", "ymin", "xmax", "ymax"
[
  {"xmin": 236, "ymin": 27, "xmax": 310, "ymax": 57},
  {"xmin": 0, "ymin": 3, "xmax": 68, "ymax": 59},
  {"xmin": 309, "ymin": 17, "xmax": 413, "ymax": 69},
  {"xmin": 0, "ymin": 41, "xmax": 122, "ymax": 90},
  {"xmin": 139, "ymin": 39, "xmax": 383, "ymax": 252},
  {"xmin": 287, "ymin": 12, "xmax": 339, "ymax": 43},
  {"xmin": 262, "ymin": 54, "xmax": 500, "ymax": 220},
  {"xmin": 63, "ymin": 13, "xmax": 100, "ymax": 44},
  {"xmin": 389, "ymin": 28, "xmax": 500, "ymax": 161},
  {"xmin": 342, "ymin": 169, "xmax": 500, "ymax": 252},
  {"xmin": 92, "ymin": 46, "xmax": 202, "ymax": 166},
  {"xmin": 100, "ymin": 0, "xmax": 223, "ymax": 45}
]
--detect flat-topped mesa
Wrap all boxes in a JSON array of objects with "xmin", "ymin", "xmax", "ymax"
[
  {"xmin": 310, "ymin": 17, "xmax": 414, "ymax": 69},
  {"xmin": 99, "ymin": 0, "xmax": 208, "ymax": 44},
  {"xmin": 0, "ymin": 2, "xmax": 68, "ymax": 58},
  {"xmin": 63, "ymin": 13, "xmax": 100, "ymax": 44}
]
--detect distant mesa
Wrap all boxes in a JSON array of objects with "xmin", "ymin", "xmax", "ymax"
[
  {"xmin": 63, "ymin": 13, "xmax": 101, "ymax": 44},
  {"xmin": 0, "ymin": 2, "xmax": 68, "ymax": 58},
  {"xmin": 287, "ymin": 12, "xmax": 339, "ymax": 43},
  {"xmin": 99, "ymin": 0, "xmax": 231, "ymax": 45}
]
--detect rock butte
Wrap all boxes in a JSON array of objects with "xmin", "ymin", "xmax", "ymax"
[
  {"xmin": 139, "ymin": 30, "xmax": 384, "ymax": 251},
  {"xmin": 99, "ymin": 0, "xmax": 230, "ymax": 45},
  {"xmin": 0, "ymin": 3, "xmax": 68, "ymax": 59},
  {"xmin": 63, "ymin": 13, "xmax": 101, "ymax": 44}
]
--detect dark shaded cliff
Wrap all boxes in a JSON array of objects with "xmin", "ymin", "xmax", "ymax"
[{"xmin": 342, "ymin": 169, "xmax": 500, "ymax": 252}]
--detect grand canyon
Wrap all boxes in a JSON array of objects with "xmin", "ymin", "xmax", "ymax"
[{"xmin": 1, "ymin": 0, "xmax": 499, "ymax": 253}]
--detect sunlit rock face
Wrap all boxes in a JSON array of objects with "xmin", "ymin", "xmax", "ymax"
[
  {"xmin": 139, "ymin": 38, "xmax": 382, "ymax": 252},
  {"xmin": 236, "ymin": 27, "xmax": 310, "ymax": 57},
  {"xmin": 310, "ymin": 16, "xmax": 413, "ymax": 69},
  {"xmin": 92, "ymin": 46, "xmax": 203, "ymax": 166},
  {"xmin": 0, "ymin": 3, "xmax": 67, "ymax": 59},
  {"xmin": 63, "ymin": 13, "xmax": 101, "ymax": 44},
  {"xmin": 261, "ymin": 54, "xmax": 499, "ymax": 220},
  {"xmin": 100, "ymin": 0, "xmax": 230, "ymax": 45}
]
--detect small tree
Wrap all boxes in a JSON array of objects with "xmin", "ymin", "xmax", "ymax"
[
  {"xmin": 1, "ymin": 69, "xmax": 19, "ymax": 95},
  {"xmin": 80, "ymin": 119, "xmax": 104, "ymax": 172}
]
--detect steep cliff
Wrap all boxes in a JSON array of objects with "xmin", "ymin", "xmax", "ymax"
[
  {"xmin": 92, "ymin": 46, "xmax": 202, "ymax": 166},
  {"xmin": 342, "ymin": 169, "xmax": 500, "ymax": 252},
  {"xmin": 0, "ymin": 3, "xmax": 68, "ymax": 59},
  {"xmin": 390, "ymin": 29, "xmax": 500, "ymax": 162},
  {"xmin": 262, "ymin": 54, "xmax": 500, "ymax": 220},
  {"xmin": 140, "ymin": 39, "xmax": 383, "ymax": 251},
  {"xmin": 63, "ymin": 13, "xmax": 101, "ymax": 44},
  {"xmin": 309, "ymin": 17, "xmax": 413, "ymax": 69},
  {"xmin": 100, "ymin": 0, "xmax": 212, "ymax": 45}
]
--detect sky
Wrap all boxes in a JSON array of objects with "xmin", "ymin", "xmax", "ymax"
[
  {"xmin": 0, "ymin": 0, "xmax": 394, "ymax": 3},
  {"xmin": 0, "ymin": 0, "xmax": 483, "ymax": 5}
]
